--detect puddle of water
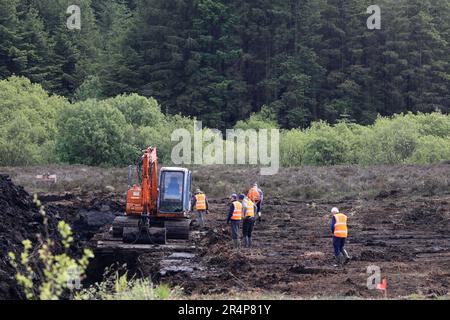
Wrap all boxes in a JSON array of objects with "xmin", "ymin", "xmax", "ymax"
[{"xmin": 168, "ymin": 252, "xmax": 196, "ymax": 259}]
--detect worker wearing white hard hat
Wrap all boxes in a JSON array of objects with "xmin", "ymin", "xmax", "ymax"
[{"xmin": 330, "ymin": 207, "xmax": 350, "ymax": 266}]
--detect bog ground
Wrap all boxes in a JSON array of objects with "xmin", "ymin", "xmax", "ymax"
[{"xmin": 1, "ymin": 164, "xmax": 449, "ymax": 299}]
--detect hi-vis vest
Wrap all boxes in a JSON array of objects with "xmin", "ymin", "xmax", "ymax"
[
  {"xmin": 231, "ymin": 201, "xmax": 243, "ymax": 220},
  {"xmin": 195, "ymin": 193, "xmax": 206, "ymax": 210},
  {"xmin": 334, "ymin": 213, "xmax": 348, "ymax": 238},
  {"xmin": 248, "ymin": 187, "xmax": 260, "ymax": 202},
  {"xmin": 245, "ymin": 199, "xmax": 255, "ymax": 218}
]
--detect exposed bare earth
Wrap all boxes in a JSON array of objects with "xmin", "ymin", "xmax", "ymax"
[{"xmin": 1, "ymin": 164, "xmax": 449, "ymax": 299}]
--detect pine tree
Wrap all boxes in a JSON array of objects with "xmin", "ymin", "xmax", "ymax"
[
  {"xmin": 402, "ymin": 0, "xmax": 449, "ymax": 112},
  {"xmin": 182, "ymin": 0, "xmax": 247, "ymax": 129},
  {"xmin": 268, "ymin": 0, "xmax": 325, "ymax": 128},
  {"xmin": 16, "ymin": 5, "xmax": 53, "ymax": 88},
  {"xmin": 0, "ymin": 0, "xmax": 27, "ymax": 78},
  {"xmin": 95, "ymin": 0, "xmax": 137, "ymax": 96}
]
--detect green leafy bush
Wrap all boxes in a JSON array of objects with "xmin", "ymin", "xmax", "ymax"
[
  {"xmin": 279, "ymin": 129, "xmax": 306, "ymax": 167},
  {"xmin": 301, "ymin": 122, "xmax": 351, "ymax": 165},
  {"xmin": 56, "ymin": 99, "xmax": 137, "ymax": 166},
  {"xmin": 408, "ymin": 136, "xmax": 450, "ymax": 164},
  {"xmin": 358, "ymin": 115, "xmax": 419, "ymax": 164},
  {"xmin": 278, "ymin": 112, "xmax": 449, "ymax": 166},
  {"xmin": 234, "ymin": 106, "xmax": 279, "ymax": 130},
  {"xmin": 76, "ymin": 272, "xmax": 183, "ymax": 300},
  {"xmin": 74, "ymin": 75, "xmax": 105, "ymax": 101},
  {"xmin": 106, "ymin": 93, "xmax": 164, "ymax": 127},
  {"xmin": 410, "ymin": 112, "xmax": 450, "ymax": 138},
  {"xmin": 0, "ymin": 76, "xmax": 67, "ymax": 165}
]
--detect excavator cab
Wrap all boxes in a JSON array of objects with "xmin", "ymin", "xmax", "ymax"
[{"xmin": 158, "ymin": 168, "xmax": 192, "ymax": 214}]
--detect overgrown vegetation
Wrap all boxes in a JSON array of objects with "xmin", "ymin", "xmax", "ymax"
[
  {"xmin": 1, "ymin": 77, "xmax": 448, "ymax": 167},
  {"xmin": 76, "ymin": 272, "xmax": 183, "ymax": 300},
  {"xmin": 0, "ymin": 76, "xmax": 67, "ymax": 165},
  {"xmin": 279, "ymin": 112, "xmax": 450, "ymax": 166},
  {"xmin": 0, "ymin": 76, "xmax": 195, "ymax": 166}
]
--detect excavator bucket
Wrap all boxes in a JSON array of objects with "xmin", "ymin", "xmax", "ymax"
[
  {"xmin": 123, "ymin": 226, "xmax": 166, "ymax": 244},
  {"xmin": 111, "ymin": 215, "xmax": 164, "ymax": 244}
]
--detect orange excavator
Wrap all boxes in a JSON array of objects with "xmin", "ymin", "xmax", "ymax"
[{"xmin": 111, "ymin": 147, "xmax": 192, "ymax": 244}]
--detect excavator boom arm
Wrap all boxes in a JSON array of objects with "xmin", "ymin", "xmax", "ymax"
[{"xmin": 141, "ymin": 147, "xmax": 158, "ymax": 214}]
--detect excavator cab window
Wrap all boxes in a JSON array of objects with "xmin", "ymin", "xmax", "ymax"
[{"xmin": 159, "ymin": 171, "xmax": 184, "ymax": 212}]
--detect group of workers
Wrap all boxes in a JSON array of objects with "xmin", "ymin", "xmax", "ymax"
[
  {"xmin": 191, "ymin": 183, "xmax": 263, "ymax": 249},
  {"xmin": 191, "ymin": 183, "xmax": 350, "ymax": 266},
  {"xmin": 226, "ymin": 182, "xmax": 263, "ymax": 249}
]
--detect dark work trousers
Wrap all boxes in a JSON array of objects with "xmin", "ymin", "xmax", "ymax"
[
  {"xmin": 230, "ymin": 220, "xmax": 241, "ymax": 239},
  {"xmin": 196, "ymin": 210, "xmax": 206, "ymax": 226},
  {"xmin": 256, "ymin": 201, "xmax": 261, "ymax": 214},
  {"xmin": 332, "ymin": 236, "xmax": 346, "ymax": 257},
  {"xmin": 242, "ymin": 217, "xmax": 255, "ymax": 239}
]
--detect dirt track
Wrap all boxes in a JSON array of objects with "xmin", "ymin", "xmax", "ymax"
[{"xmin": 2, "ymin": 165, "xmax": 450, "ymax": 299}]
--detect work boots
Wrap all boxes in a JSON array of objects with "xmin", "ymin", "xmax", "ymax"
[
  {"xmin": 233, "ymin": 239, "xmax": 240, "ymax": 249},
  {"xmin": 243, "ymin": 236, "xmax": 252, "ymax": 248},
  {"xmin": 342, "ymin": 249, "xmax": 351, "ymax": 264},
  {"xmin": 333, "ymin": 255, "xmax": 340, "ymax": 267},
  {"xmin": 333, "ymin": 253, "xmax": 345, "ymax": 267},
  {"xmin": 243, "ymin": 237, "xmax": 248, "ymax": 248}
]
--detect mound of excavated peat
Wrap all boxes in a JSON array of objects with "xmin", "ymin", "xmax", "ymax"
[{"xmin": 0, "ymin": 175, "xmax": 62, "ymax": 299}]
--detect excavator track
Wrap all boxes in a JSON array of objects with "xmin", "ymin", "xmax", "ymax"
[
  {"xmin": 165, "ymin": 219, "xmax": 191, "ymax": 240},
  {"xmin": 109, "ymin": 215, "xmax": 191, "ymax": 246}
]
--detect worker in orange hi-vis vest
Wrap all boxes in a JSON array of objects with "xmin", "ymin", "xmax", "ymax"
[
  {"xmin": 330, "ymin": 207, "xmax": 351, "ymax": 266},
  {"xmin": 239, "ymin": 194, "xmax": 256, "ymax": 248},
  {"xmin": 191, "ymin": 189, "xmax": 209, "ymax": 227},
  {"xmin": 226, "ymin": 193, "xmax": 242, "ymax": 249},
  {"xmin": 247, "ymin": 183, "xmax": 263, "ymax": 222}
]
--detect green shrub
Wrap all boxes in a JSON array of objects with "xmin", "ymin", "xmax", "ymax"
[
  {"xmin": 408, "ymin": 135, "xmax": 450, "ymax": 164},
  {"xmin": 234, "ymin": 106, "xmax": 279, "ymax": 130},
  {"xmin": 360, "ymin": 115, "xmax": 419, "ymax": 164},
  {"xmin": 0, "ymin": 76, "xmax": 67, "ymax": 165},
  {"xmin": 278, "ymin": 112, "xmax": 449, "ymax": 166},
  {"xmin": 106, "ymin": 93, "xmax": 164, "ymax": 127},
  {"xmin": 302, "ymin": 122, "xmax": 350, "ymax": 165},
  {"xmin": 74, "ymin": 75, "xmax": 104, "ymax": 101},
  {"xmin": 56, "ymin": 100, "xmax": 137, "ymax": 166},
  {"xmin": 409, "ymin": 112, "xmax": 450, "ymax": 138},
  {"xmin": 280, "ymin": 129, "xmax": 306, "ymax": 166},
  {"xmin": 76, "ymin": 272, "xmax": 183, "ymax": 300}
]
